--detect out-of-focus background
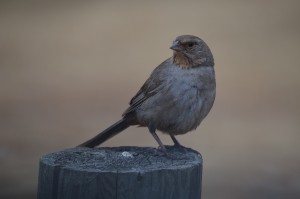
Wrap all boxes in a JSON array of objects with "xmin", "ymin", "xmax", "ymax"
[{"xmin": 0, "ymin": 1, "xmax": 299, "ymax": 198}]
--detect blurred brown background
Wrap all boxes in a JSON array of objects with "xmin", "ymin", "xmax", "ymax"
[{"xmin": 0, "ymin": 1, "xmax": 299, "ymax": 199}]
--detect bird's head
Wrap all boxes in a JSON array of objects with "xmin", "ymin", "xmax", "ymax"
[{"xmin": 170, "ymin": 35, "xmax": 214, "ymax": 68}]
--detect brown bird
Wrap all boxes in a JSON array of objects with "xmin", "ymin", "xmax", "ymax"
[{"xmin": 78, "ymin": 35, "xmax": 216, "ymax": 151}]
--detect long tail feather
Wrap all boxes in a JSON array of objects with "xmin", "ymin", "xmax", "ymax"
[{"xmin": 77, "ymin": 118, "xmax": 130, "ymax": 148}]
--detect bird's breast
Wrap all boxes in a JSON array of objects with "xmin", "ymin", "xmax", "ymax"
[{"xmin": 136, "ymin": 65, "xmax": 215, "ymax": 135}]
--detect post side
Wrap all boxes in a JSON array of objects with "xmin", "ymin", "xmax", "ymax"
[{"xmin": 37, "ymin": 146, "xmax": 203, "ymax": 199}]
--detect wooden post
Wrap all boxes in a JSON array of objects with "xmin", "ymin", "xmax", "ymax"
[{"xmin": 37, "ymin": 146, "xmax": 203, "ymax": 199}]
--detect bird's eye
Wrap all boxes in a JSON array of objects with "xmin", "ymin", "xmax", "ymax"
[{"xmin": 187, "ymin": 42, "xmax": 195, "ymax": 47}]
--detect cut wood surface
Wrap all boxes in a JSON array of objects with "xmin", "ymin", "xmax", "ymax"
[{"xmin": 38, "ymin": 146, "xmax": 203, "ymax": 199}]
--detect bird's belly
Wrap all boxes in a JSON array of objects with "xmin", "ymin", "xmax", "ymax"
[
  {"xmin": 136, "ymin": 86, "xmax": 214, "ymax": 135},
  {"xmin": 156, "ymin": 99, "xmax": 203, "ymax": 135}
]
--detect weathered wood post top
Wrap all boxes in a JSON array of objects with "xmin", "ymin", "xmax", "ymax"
[{"xmin": 38, "ymin": 146, "xmax": 203, "ymax": 199}]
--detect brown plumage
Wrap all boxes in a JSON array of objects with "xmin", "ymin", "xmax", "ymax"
[{"xmin": 78, "ymin": 35, "xmax": 216, "ymax": 151}]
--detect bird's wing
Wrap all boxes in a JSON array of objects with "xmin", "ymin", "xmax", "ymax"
[
  {"xmin": 122, "ymin": 58, "xmax": 172, "ymax": 117},
  {"xmin": 122, "ymin": 75, "xmax": 162, "ymax": 116}
]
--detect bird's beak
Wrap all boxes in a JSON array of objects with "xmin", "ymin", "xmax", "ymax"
[{"xmin": 170, "ymin": 40, "xmax": 181, "ymax": 51}]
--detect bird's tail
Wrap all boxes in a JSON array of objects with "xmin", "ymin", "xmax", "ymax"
[{"xmin": 77, "ymin": 118, "xmax": 130, "ymax": 148}]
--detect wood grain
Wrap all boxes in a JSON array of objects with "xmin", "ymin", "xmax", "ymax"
[{"xmin": 37, "ymin": 146, "xmax": 202, "ymax": 199}]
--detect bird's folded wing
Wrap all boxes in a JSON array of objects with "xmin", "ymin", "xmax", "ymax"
[{"xmin": 122, "ymin": 76, "xmax": 162, "ymax": 116}]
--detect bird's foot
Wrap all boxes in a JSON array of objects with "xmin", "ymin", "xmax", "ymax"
[{"xmin": 155, "ymin": 145, "xmax": 167, "ymax": 155}]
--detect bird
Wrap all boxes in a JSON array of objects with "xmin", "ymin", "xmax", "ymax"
[{"xmin": 78, "ymin": 35, "xmax": 216, "ymax": 151}]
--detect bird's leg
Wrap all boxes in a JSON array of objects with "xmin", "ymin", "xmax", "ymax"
[
  {"xmin": 148, "ymin": 125, "xmax": 166, "ymax": 152},
  {"xmin": 170, "ymin": 134, "xmax": 188, "ymax": 153},
  {"xmin": 170, "ymin": 134, "xmax": 182, "ymax": 147}
]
